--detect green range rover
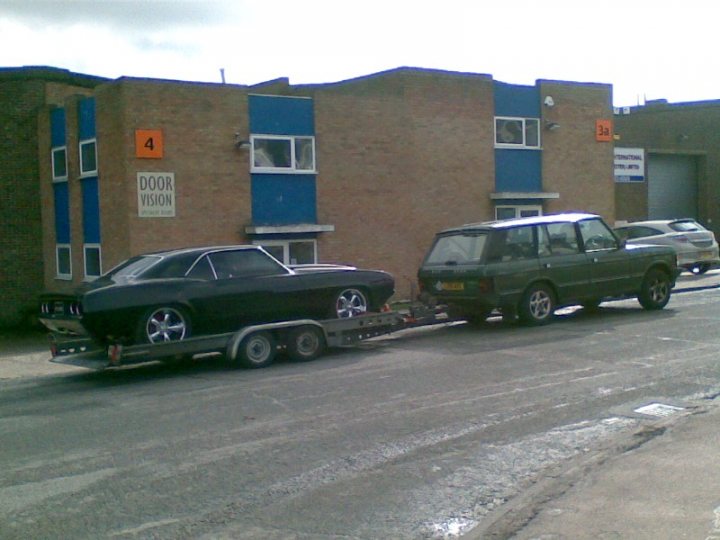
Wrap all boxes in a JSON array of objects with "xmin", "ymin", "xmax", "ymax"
[{"xmin": 417, "ymin": 213, "xmax": 681, "ymax": 325}]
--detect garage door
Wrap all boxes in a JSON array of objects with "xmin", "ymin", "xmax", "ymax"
[{"xmin": 648, "ymin": 154, "xmax": 697, "ymax": 219}]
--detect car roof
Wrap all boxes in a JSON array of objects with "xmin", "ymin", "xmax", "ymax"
[
  {"xmin": 438, "ymin": 212, "xmax": 601, "ymax": 234},
  {"xmin": 143, "ymin": 245, "xmax": 262, "ymax": 258},
  {"xmin": 615, "ymin": 219, "xmax": 697, "ymax": 228}
]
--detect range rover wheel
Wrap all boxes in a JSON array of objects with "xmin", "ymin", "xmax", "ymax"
[
  {"xmin": 286, "ymin": 325, "xmax": 326, "ymax": 362},
  {"xmin": 638, "ymin": 268, "xmax": 671, "ymax": 310},
  {"xmin": 333, "ymin": 288, "xmax": 368, "ymax": 318},
  {"xmin": 237, "ymin": 331, "xmax": 277, "ymax": 369},
  {"xmin": 518, "ymin": 284, "xmax": 555, "ymax": 325},
  {"xmin": 137, "ymin": 306, "xmax": 191, "ymax": 344}
]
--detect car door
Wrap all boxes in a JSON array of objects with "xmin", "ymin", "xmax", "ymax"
[
  {"xmin": 577, "ymin": 218, "xmax": 631, "ymax": 297},
  {"xmin": 186, "ymin": 249, "xmax": 291, "ymax": 332},
  {"xmin": 538, "ymin": 222, "xmax": 592, "ymax": 303},
  {"xmin": 489, "ymin": 225, "xmax": 541, "ymax": 300}
]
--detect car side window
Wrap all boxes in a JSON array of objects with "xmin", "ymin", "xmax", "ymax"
[
  {"xmin": 546, "ymin": 222, "xmax": 580, "ymax": 255},
  {"xmin": 186, "ymin": 255, "xmax": 216, "ymax": 280},
  {"xmin": 579, "ymin": 219, "xmax": 619, "ymax": 251},
  {"xmin": 487, "ymin": 225, "xmax": 536, "ymax": 262},
  {"xmin": 209, "ymin": 249, "xmax": 289, "ymax": 279},
  {"xmin": 538, "ymin": 225, "xmax": 552, "ymax": 257}
]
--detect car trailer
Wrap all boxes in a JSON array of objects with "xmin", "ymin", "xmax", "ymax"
[{"xmin": 48, "ymin": 304, "xmax": 448, "ymax": 371}]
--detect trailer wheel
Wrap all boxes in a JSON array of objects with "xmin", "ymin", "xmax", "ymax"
[
  {"xmin": 136, "ymin": 306, "xmax": 191, "ymax": 344},
  {"xmin": 237, "ymin": 331, "xmax": 277, "ymax": 369},
  {"xmin": 286, "ymin": 325, "xmax": 326, "ymax": 362}
]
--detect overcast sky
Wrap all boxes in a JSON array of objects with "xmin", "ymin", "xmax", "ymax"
[{"xmin": 1, "ymin": 0, "xmax": 717, "ymax": 107}]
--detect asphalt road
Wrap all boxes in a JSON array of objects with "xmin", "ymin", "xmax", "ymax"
[{"xmin": 3, "ymin": 287, "xmax": 720, "ymax": 539}]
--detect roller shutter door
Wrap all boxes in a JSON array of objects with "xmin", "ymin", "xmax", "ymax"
[{"xmin": 648, "ymin": 154, "xmax": 697, "ymax": 219}]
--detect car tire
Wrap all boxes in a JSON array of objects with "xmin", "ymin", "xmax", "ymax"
[
  {"xmin": 638, "ymin": 268, "xmax": 671, "ymax": 310},
  {"xmin": 136, "ymin": 306, "xmax": 191, "ymax": 344},
  {"xmin": 237, "ymin": 331, "xmax": 277, "ymax": 369},
  {"xmin": 286, "ymin": 325, "xmax": 326, "ymax": 362},
  {"xmin": 518, "ymin": 283, "xmax": 555, "ymax": 325},
  {"xmin": 332, "ymin": 288, "xmax": 368, "ymax": 318}
]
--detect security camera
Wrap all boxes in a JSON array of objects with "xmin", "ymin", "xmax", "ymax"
[{"xmin": 544, "ymin": 96, "xmax": 555, "ymax": 107}]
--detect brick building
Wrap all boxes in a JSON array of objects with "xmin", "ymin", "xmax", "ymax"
[
  {"xmin": 614, "ymin": 99, "xmax": 720, "ymax": 234},
  {"xmin": 5, "ymin": 66, "xmax": 615, "ymax": 326},
  {"xmin": 0, "ymin": 67, "xmax": 104, "ymax": 327}
]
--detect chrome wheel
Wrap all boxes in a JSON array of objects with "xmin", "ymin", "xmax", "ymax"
[
  {"xmin": 142, "ymin": 307, "xmax": 189, "ymax": 343},
  {"xmin": 638, "ymin": 269, "xmax": 671, "ymax": 310},
  {"xmin": 334, "ymin": 288, "xmax": 368, "ymax": 318},
  {"xmin": 519, "ymin": 284, "xmax": 555, "ymax": 325}
]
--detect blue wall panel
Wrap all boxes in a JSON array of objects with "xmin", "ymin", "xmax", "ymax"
[
  {"xmin": 81, "ymin": 177, "xmax": 101, "ymax": 243},
  {"xmin": 50, "ymin": 108, "xmax": 66, "ymax": 147},
  {"xmin": 249, "ymin": 95, "xmax": 314, "ymax": 135},
  {"xmin": 495, "ymin": 150, "xmax": 542, "ymax": 192},
  {"xmin": 78, "ymin": 97, "xmax": 96, "ymax": 140},
  {"xmin": 251, "ymin": 175, "xmax": 317, "ymax": 225},
  {"xmin": 53, "ymin": 182, "xmax": 70, "ymax": 243},
  {"xmin": 494, "ymin": 81, "xmax": 540, "ymax": 117}
]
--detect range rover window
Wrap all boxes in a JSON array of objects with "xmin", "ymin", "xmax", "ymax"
[
  {"xmin": 546, "ymin": 222, "xmax": 580, "ymax": 255},
  {"xmin": 425, "ymin": 233, "xmax": 488, "ymax": 265},
  {"xmin": 486, "ymin": 225, "xmax": 536, "ymax": 262},
  {"xmin": 579, "ymin": 219, "xmax": 619, "ymax": 251}
]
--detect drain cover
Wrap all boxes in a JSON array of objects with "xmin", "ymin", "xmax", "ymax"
[{"xmin": 634, "ymin": 403, "xmax": 685, "ymax": 417}]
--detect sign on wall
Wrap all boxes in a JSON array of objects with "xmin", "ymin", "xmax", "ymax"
[
  {"xmin": 137, "ymin": 172, "xmax": 175, "ymax": 217},
  {"xmin": 135, "ymin": 129, "xmax": 164, "ymax": 159},
  {"xmin": 614, "ymin": 148, "xmax": 645, "ymax": 182},
  {"xmin": 595, "ymin": 119, "xmax": 613, "ymax": 142}
]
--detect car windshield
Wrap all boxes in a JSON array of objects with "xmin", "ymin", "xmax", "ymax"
[
  {"xmin": 425, "ymin": 233, "xmax": 488, "ymax": 265},
  {"xmin": 670, "ymin": 220, "xmax": 705, "ymax": 233}
]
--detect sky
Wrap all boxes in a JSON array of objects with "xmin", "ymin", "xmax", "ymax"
[{"xmin": 0, "ymin": 0, "xmax": 717, "ymax": 107}]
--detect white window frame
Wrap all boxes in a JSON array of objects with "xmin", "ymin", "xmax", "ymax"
[
  {"xmin": 252, "ymin": 239, "xmax": 318, "ymax": 265},
  {"xmin": 250, "ymin": 135, "xmax": 316, "ymax": 174},
  {"xmin": 495, "ymin": 205, "xmax": 543, "ymax": 220},
  {"xmin": 79, "ymin": 138, "xmax": 98, "ymax": 177},
  {"xmin": 494, "ymin": 117, "xmax": 541, "ymax": 149},
  {"xmin": 56, "ymin": 244, "xmax": 72, "ymax": 280},
  {"xmin": 83, "ymin": 244, "xmax": 102, "ymax": 280},
  {"xmin": 51, "ymin": 146, "xmax": 68, "ymax": 182}
]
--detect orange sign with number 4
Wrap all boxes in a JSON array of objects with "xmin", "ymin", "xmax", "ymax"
[{"xmin": 135, "ymin": 129, "xmax": 164, "ymax": 158}]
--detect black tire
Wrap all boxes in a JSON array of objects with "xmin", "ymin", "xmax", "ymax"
[
  {"xmin": 136, "ymin": 306, "xmax": 191, "ymax": 344},
  {"xmin": 332, "ymin": 288, "xmax": 368, "ymax": 318},
  {"xmin": 286, "ymin": 325, "xmax": 326, "ymax": 362},
  {"xmin": 638, "ymin": 268, "xmax": 671, "ymax": 310},
  {"xmin": 237, "ymin": 331, "xmax": 277, "ymax": 369},
  {"xmin": 692, "ymin": 263, "xmax": 711, "ymax": 275},
  {"xmin": 518, "ymin": 283, "xmax": 555, "ymax": 325}
]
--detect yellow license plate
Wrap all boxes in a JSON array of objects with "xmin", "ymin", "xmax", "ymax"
[{"xmin": 441, "ymin": 282, "xmax": 465, "ymax": 291}]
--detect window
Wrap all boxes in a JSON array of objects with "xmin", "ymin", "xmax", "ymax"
[
  {"xmin": 56, "ymin": 244, "xmax": 71, "ymax": 279},
  {"xmin": 486, "ymin": 226, "xmax": 536, "ymax": 262},
  {"xmin": 495, "ymin": 205, "xmax": 542, "ymax": 220},
  {"xmin": 578, "ymin": 219, "xmax": 619, "ymax": 251},
  {"xmin": 253, "ymin": 240, "xmax": 317, "ymax": 265},
  {"xmin": 251, "ymin": 135, "xmax": 316, "ymax": 173},
  {"xmin": 52, "ymin": 147, "xmax": 68, "ymax": 181},
  {"xmin": 84, "ymin": 244, "xmax": 101, "ymax": 279},
  {"xmin": 79, "ymin": 139, "xmax": 97, "ymax": 176},
  {"xmin": 425, "ymin": 234, "xmax": 488, "ymax": 265},
  {"xmin": 208, "ymin": 249, "xmax": 289, "ymax": 279},
  {"xmin": 545, "ymin": 222, "xmax": 580, "ymax": 255},
  {"xmin": 495, "ymin": 117, "xmax": 540, "ymax": 148}
]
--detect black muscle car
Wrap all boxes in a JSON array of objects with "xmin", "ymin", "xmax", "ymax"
[{"xmin": 39, "ymin": 246, "xmax": 395, "ymax": 345}]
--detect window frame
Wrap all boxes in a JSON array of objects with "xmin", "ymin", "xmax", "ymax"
[
  {"xmin": 56, "ymin": 244, "xmax": 72, "ymax": 280},
  {"xmin": 52, "ymin": 146, "xmax": 68, "ymax": 182},
  {"xmin": 250, "ymin": 134, "xmax": 316, "ymax": 174},
  {"xmin": 495, "ymin": 205, "xmax": 542, "ymax": 220},
  {"xmin": 83, "ymin": 244, "xmax": 102, "ymax": 280},
  {"xmin": 252, "ymin": 239, "xmax": 318, "ymax": 265},
  {"xmin": 494, "ymin": 117, "xmax": 541, "ymax": 149},
  {"xmin": 79, "ymin": 138, "xmax": 98, "ymax": 177}
]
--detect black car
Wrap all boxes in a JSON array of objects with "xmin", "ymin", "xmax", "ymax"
[
  {"xmin": 40, "ymin": 246, "xmax": 395, "ymax": 345},
  {"xmin": 417, "ymin": 213, "xmax": 680, "ymax": 325}
]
